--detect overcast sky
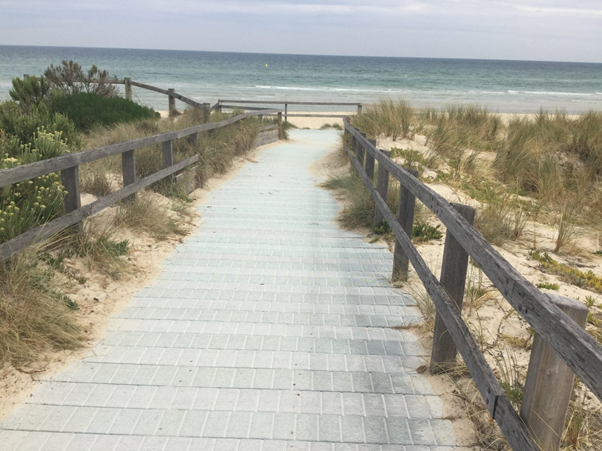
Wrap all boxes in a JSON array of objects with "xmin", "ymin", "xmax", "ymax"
[{"xmin": 1, "ymin": 1, "xmax": 601, "ymax": 62}]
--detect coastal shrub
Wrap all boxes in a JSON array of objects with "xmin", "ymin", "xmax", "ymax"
[
  {"xmin": 44, "ymin": 60, "xmax": 119, "ymax": 98},
  {"xmin": 9, "ymin": 75, "xmax": 52, "ymax": 110},
  {"xmin": 0, "ymin": 100, "xmax": 79, "ymax": 150},
  {"xmin": 0, "ymin": 130, "xmax": 69, "ymax": 244},
  {"xmin": 51, "ymin": 92, "xmax": 159, "ymax": 131}
]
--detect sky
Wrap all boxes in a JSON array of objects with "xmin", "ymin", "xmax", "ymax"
[{"xmin": 1, "ymin": 1, "xmax": 601, "ymax": 63}]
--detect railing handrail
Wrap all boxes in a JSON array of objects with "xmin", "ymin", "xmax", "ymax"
[
  {"xmin": 0, "ymin": 109, "xmax": 281, "ymax": 189},
  {"xmin": 344, "ymin": 119, "xmax": 602, "ymax": 450},
  {"xmin": 344, "ymin": 121, "xmax": 602, "ymax": 401},
  {"xmin": 218, "ymin": 99, "xmax": 363, "ymax": 107}
]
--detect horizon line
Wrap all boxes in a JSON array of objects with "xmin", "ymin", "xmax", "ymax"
[{"xmin": 1, "ymin": 44, "xmax": 601, "ymax": 66}]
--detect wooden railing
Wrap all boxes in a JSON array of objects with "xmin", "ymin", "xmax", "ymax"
[
  {"xmin": 215, "ymin": 99, "xmax": 363, "ymax": 121},
  {"xmin": 343, "ymin": 119, "xmax": 602, "ymax": 450},
  {"xmin": 96, "ymin": 78, "xmax": 212, "ymax": 117},
  {"xmin": 0, "ymin": 109, "xmax": 280, "ymax": 263}
]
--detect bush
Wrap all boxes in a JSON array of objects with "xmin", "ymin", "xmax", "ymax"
[
  {"xmin": 44, "ymin": 60, "xmax": 119, "ymax": 98},
  {"xmin": 9, "ymin": 76, "xmax": 52, "ymax": 111},
  {"xmin": 51, "ymin": 92, "xmax": 159, "ymax": 131},
  {"xmin": 0, "ymin": 130, "xmax": 69, "ymax": 244},
  {"xmin": 0, "ymin": 100, "xmax": 79, "ymax": 150}
]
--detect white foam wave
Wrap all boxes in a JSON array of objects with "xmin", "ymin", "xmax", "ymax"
[{"xmin": 507, "ymin": 90, "xmax": 597, "ymax": 97}]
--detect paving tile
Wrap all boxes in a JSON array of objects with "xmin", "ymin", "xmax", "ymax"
[{"xmin": 0, "ymin": 131, "xmax": 456, "ymax": 450}]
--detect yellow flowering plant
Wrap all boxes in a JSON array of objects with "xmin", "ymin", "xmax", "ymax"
[{"xmin": 0, "ymin": 129, "xmax": 69, "ymax": 244}]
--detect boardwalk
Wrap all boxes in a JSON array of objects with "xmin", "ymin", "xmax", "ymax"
[{"xmin": 0, "ymin": 130, "xmax": 457, "ymax": 450}]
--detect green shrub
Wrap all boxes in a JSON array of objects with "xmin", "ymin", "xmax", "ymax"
[
  {"xmin": 412, "ymin": 222, "xmax": 443, "ymax": 242},
  {"xmin": 44, "ymin": 60, "xmax": 119, "ymax": 98},
  {"xmin": 0, "ymin": 100, "xmax": 79, "ymax": 151},
  {"xmin": 536, "ymin": 282, "xmax": 560, "ymax": 290},
  {"xmin": 0, "ymin": 130, "xmax": 69, "ymax": 244},
  {"xmin": 51, "ymin": 92, "xmax": 159, "ymax": 131},
  {"xmin": 9, "ymin": 76, "xmax": 52, "ymax": 111}
]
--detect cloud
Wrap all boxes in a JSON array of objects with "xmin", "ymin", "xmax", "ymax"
[{"xmin": 0, "ymin": 0, "xmax": 601, "ymax": 62}]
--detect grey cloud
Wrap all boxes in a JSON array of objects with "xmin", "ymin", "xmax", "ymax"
[{"xmin": 0, "ymin": 0, "xmax": 601, "ymax": 62}]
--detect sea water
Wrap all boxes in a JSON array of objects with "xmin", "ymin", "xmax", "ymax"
[{"xmin": 1, "ymin": 45, "xmax": 601, "ymax": 114}]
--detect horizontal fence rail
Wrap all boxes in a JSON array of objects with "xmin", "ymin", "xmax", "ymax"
[
  {"xmin": 89, "ymin": 78, "xmax": 211, "ymax": 115},
  {"xmin": 0, "ymin": 109, "xmax": 280, "ymax": 263},
  {"xmin": 343, "ymin": 119, "xmax": 602, "ymax": 450},
  {"xmin": 0, "ymin": 110, "xmax": 280, "ymax": 189},
  {"xmin": 216, "ymin": 99, "xmax": 363, "ymax": 119}
]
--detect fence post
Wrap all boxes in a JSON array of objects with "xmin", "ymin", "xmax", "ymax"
[
  {"xmin": 430, "ymin": 203, "xmax": 476, "ymax": 373},
  {"xmin": 122, "ymin": 150, "xmax": 136, "ymax": 202},
  {"xmin": 188, "ymin": 133, "xmax": 199, "ymax": 149},
  {"xmin": 162, "ymin": 140, "xmax": 174, "ymax": 183},
  {"xmin": 365, "ymin": 139, "xmax": 376, "ymax": 183},
  {"xmin": 284, "ymin": 103, "xmax": 288, "ymax": 122},
  {"xmin": 124, "ymin": 78, "xmax": 133, "ymax": 101},
  {"xmin": 357, "ymin": 104, "xmax": 362, "ymax": 114},
  {"xmin": 258, "ymin": 114, "xmax": 263, "ymax": 123},
  {"xmin": 202, "ymin": 103, "xmax": 211, "ymax": 123},
  {"xmin": 357, "ymin": 132, "xmax": 366, "ymax": 167},
  {"xmin": 520, "ymin": 294, "xmax": 589, "ymax": 451},
  {"xmin": 373, "ymin": 150, "xmax": 390, "ymax": 227},
  {"xmin": 61, "ymin": 166, "xmax": 82, "ymax": 230},
  {"xmin": 217, "ymin": 101, "xmax": 222, "ymax": 114},
  {"xmin": 392, "ymin": 168, "xmax": 418, "ymax": 280},
  {"xmin": 168, "ymin": 89, "xmax": 177, "ymax": 116},
  {"xmin": 277, "ymin": 112, "xmax": 282, "ymax": 125}
]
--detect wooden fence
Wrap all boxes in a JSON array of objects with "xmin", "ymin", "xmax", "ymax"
[
  {"xmin": 0, "ymin": 109, "xmax": 280, "ymax": 263},
  {"xmin": 343, "ymin": 118, "xmax": 602, "ymax": 450},
  {"xmin": 215, "ymin": 99, "xmax": 363, "ymax": 121}
]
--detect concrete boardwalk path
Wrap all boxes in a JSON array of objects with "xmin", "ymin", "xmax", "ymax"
[{"xmin": 0, "ymin": 130, "xmax": 457, "ymax": 450}]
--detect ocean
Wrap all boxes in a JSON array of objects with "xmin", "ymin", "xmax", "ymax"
[{"xmin": 0, "ymin": 45, "xmax": 601, "ymax": 114}]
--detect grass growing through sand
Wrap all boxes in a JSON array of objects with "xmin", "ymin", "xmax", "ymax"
[{"xmin": 331, "ymin": 99, "xmax": 602, "ymax": 450}]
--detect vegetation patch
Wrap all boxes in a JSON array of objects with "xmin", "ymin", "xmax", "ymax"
[
  {"xmin": 536, "ymin": 281, "xmax": 560, "ymax": 290},
  {"xmin": 0, "ymin": 246, "xmax": 84, "ymax": 366},
  {"xmin": 412, "ymin": 222, "xmax": 443, "ymax": 242},
  {"xmin": 51, "ymin": 92, "xmax": 159, "ymax": 131},
  {"xmin": 529, "ymin": 251, "xmax": 602, "ymax": 294}
]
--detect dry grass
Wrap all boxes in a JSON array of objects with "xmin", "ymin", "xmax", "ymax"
[
  {"xmin": 322, "ymin": 167, "xmax": 375, "ymax": 230},
  {"xmin": 0, "ymin": 243, "xmax": 84, "ymax": 366},
  {"xmin": 114, "ymin": 193, "xmax": 188, "ymax": 240},
  {"xmin": 83, "ymin": 108, "xmax": 263, "ymax": 193}
]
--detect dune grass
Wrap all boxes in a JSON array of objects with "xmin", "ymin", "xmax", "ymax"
[
  {"xmin": 350, "ymin": 99, "xmax": 414, "ymax": 140},
  {"xmin": 0, "ymin": 244, "xmax": 84, "ymax": 366}
]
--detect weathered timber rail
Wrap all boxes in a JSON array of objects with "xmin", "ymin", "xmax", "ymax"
[
  {"xmin": 343, "ymin": 118, "xmax": 602, "ymax": 450},
  {"xmin": 95, "ymin": 78, "xmax": 212, "ymax": 117},
  {"xmin": 0, "ymin": 109, "xmax": 281, "ymax": 263},
  {"xmin": 216, "ymin": 99, "xmax": 363, "ymax": 120}
]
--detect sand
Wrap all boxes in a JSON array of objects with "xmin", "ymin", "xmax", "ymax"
[
  {"xmin": 0, "ymin": 139, "xmax": 281, "ymax": 421},
  {"xmin": 312, "ymin": 126, "xmax": 602, "ymax": 446}
]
